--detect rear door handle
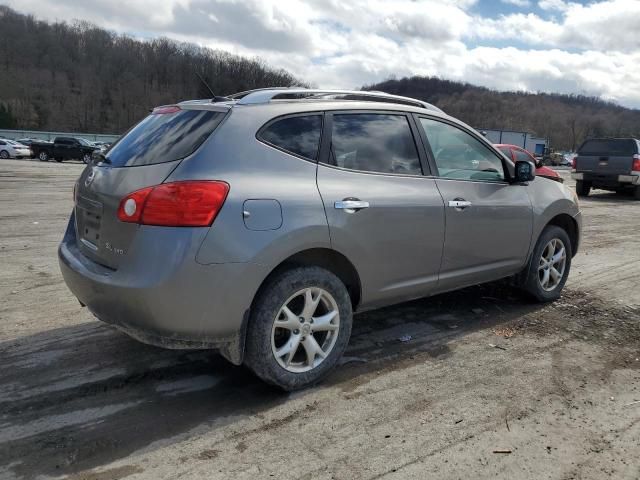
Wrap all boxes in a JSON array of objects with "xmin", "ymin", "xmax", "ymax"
[
  {"xmin": 334, "ymin": 199, "xmax": 370, "ymax": 213},
  {"xmin": 448, "ymin": 199, "xmax": 472, "ymax": 209}
]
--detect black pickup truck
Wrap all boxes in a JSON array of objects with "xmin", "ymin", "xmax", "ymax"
[
  {"xmin": 31, "ymin": 137, "xmax": 98, "ymax": 163},
  {"xmin": 571, "ymin": 138, "xmax": 640, "ymax": 198}
]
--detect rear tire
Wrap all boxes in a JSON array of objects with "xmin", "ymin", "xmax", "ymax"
[
  {"xmin": 244, "ymin": 266, "xmax": 353, "ymax": 391},
  {"xmin": 575, "ymin": 180, "xmax": 591, "ymax": 197},
  {"xmin": 0, "ymin": 150, "xmax": 9, "ymax": 159},
  {"xmin": 634, "ymin": 186, "xmax": 640, "ymax": 200},
  {"xmin": 520, "ymin": 225, "xmax": 572, "ymax": 303},
  {"xmin": 55, "ymin": 158, "xmax": 62, "ymax": 163},
  {"xmin": 82, "ymin": 153, "xmax": 92, "ymax": 164}
]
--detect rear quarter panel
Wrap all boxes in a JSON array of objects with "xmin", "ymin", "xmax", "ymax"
[{"xmin": 166, "ymin": 105, "xmax": 331, "ymax": 269}]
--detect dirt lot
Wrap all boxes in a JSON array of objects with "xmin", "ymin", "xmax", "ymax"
[{"xmin": 1, "ymin": 159, "xmax": 639, "ymax": 480}]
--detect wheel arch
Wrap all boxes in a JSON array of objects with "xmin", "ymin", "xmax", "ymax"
[
  {"xmin": 545, "ymin": 213, "xmax": 579, "ymax": 257},
  {"xmin": 252, "ymin": 248, "xmax": 362, "ymax": 312}
]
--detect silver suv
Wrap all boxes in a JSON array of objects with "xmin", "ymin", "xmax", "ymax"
[{"xmin": 59, "ymin": 88, "xmax": 582, "ymax": 390}]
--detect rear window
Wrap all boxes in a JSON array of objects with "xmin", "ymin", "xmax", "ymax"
[
  {"xmin": 106, "ymin": 108, "xmax": 225, "ymax": 167},
  {"xmin": 578, "ymin": 139, "xmax": 637, "ymax": 156},
  {"xmin": 258, "ymin": 115, "xmax": 323, "ymax": 160}
]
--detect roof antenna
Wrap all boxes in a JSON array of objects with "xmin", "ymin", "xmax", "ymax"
[{"xmin": 195, "ymin": 71, "xmax": 231, "ymax": 103}]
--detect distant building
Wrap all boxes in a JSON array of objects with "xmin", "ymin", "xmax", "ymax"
[{"xmin": 477, "ymin": 129, "xmax": 548, "ymax": 156}]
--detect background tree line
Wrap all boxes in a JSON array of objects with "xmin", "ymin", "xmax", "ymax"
[
  {"xmin": 2, "ymin": 5, "xmax": 640, "ymax": 150},
  {"xmin": 364, "ymin": 76, "xmax": 640, "ymax": 151},
  {"xmin": 0, "ymin": 5, "xmax": 304, "ymax": 133}
]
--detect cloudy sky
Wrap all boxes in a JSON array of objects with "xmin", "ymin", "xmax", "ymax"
[{"xmin": 7, "ymin": 0, "xmax": 640, "ymax": 108}]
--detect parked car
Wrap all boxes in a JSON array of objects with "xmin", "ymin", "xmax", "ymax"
[
  {"xmin": 15, "ymin": 138, "xmax": 43, "ymax": 147},
  {"xmin": 571, "ymin": 138, "xmax": 640, "ymax": 198},
  {"xmin": 495, "ymin": 144, "xmax": 563, "ymax": 182},
  {"xmin": 30, "ymin": 136, "xmax": 98, "ymax": 163},
  {"xmin": 59, "ymin": 88, "xmax": 582, "ymax": 390},
  {"xmin": 0, "ymin": 139, "xmax": 32, "ymax": 159}
]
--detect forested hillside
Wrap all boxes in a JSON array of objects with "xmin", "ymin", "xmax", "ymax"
[
  {"xmin": 0, "ymin": 6, "xmax": 303, "ymax": 133},
  {"xmin": 3, "ymin": 5, "xmax": 640, "ymax": 149},
  {"xmin": 364, "ymin": 76, "xmax": 640, "ymax": 150}
]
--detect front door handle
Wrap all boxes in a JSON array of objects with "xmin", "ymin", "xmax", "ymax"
[
  {"xmin": 448, "ymin": 199, "xmax": 472, "ymax": 209},
  {"xmin": 335, "ymin": 199, "xmax": 370, "ymax": 213}
]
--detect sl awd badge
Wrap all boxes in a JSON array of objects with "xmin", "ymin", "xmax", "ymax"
[{"xmin": 104, "ymin": 242, "xmax": 125, "ymax": 255}]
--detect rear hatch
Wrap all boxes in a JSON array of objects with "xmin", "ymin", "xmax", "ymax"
[
  {"xmin": 575, "ymin": 138, "xmax": 638, "ymax": 175},
  {"xmin": 74, "ymin": 105, "xmax": 227, "ymax": 269}
]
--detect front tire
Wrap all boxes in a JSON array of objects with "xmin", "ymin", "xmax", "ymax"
[
  {"xmin": 38, "ymin": 151, "xmax": 49, "ymax": 162},
  {"xmin": 245, "ymin": 266, "xmax": 353, "ymax": 391},
  {"xmin": 521, "ymin": 225, "xmax": 572, "ymax": 302},
  {"xmin": 82, "ymin": 153, "xmax": 92, "ymax": 164},
  {"xmin": 575, "ymin": 180, "xmax": 591, "ymax": 197}
]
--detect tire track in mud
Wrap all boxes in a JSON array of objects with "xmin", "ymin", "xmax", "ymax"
[{"xmin": 0, "ymin": 283, "xmax": 532, "ymax": 479}]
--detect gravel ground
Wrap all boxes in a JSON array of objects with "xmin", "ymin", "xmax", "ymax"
[{"xmin": 0, "ymin": 160, "xmax": 638, "ymax": 480}]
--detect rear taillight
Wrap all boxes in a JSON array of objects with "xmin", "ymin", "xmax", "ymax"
[
  {"xmin": 571, "ymin": 156, "xmax": 577, "ymax": 170},
  {"xmin": 632, "ymin": 154, "xmax": 640, "ymax": 172},
  {"xmin": 117, "ymin": 181, "xmax": 229, "ymax": 227},
  {"xmin": 117, "ymin": 186, "xmax": 153, "ymax": 223}
]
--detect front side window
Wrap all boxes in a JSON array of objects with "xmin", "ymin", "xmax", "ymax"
[
  {"xmin": 259, "ymin": 115, "xmax": 322, "ymax": 160},
  {"xmin": 329, "ymin": 113, "xmax": 421, "ymax": 175},
  {"xmin": 419, "ymin": 118, "xmax": 505, "ymax": 182},
  {"xmin": 497, "ymin": 146, "xmax": 513, "ymax": 160}
]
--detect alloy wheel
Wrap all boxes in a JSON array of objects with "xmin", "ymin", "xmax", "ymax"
[
  {"xmin": 538, "ymin": 238, "xmax": 567, "ymax": 291},
  {"xmin": 271, "ymin": 287, "xmax": 340, "ymax": 373}
]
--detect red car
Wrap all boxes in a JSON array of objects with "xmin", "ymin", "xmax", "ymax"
[{"xmin": 495, "ymin": 144, "xmax": 562, "ymax": 182}]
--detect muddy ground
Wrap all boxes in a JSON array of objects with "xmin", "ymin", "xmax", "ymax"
[{"xmin": 0, "ymin": 159, "xmax": 638, "ymax": 480}]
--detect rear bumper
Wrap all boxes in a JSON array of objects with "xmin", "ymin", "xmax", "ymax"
[
  {"xmin": 58, "ymin": 214, "xmax": 268, "ymax": 364},
  {"xmin": 571, "ymin": 172, "xmax": 639, "ymax": 187}
]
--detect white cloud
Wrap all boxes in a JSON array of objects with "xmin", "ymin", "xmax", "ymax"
[
  {"xmin": 474, "ymin": 0, "xmax": 640, "ymax": 52},
  {"xmin": 5, "ymin": 0, "xmax": 640, "ymax": 108},
  {"xmin": 538, "ymin": 0, "xmax": 570, "ymax": 11},
  {"xmin": 502, "ymin": 0, "xmax": 531, "ymax": 7}
]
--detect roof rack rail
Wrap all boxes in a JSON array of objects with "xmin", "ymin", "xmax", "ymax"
[{"xmin": 229, "ymin": 88, "xmax": 443, "ymax": 113}]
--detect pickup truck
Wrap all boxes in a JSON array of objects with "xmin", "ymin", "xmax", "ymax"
[
  {"xmin": 572, "ymin": 138, "xmax": 640, "ymax": 199},
  {"xmin": 31, "ymin": 137, "xmax": 98, "ymax": 163}
]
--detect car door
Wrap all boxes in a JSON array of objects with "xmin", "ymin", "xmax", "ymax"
[
  {"xmin": 316, "ymin": 111, "xmax": 445, "ymax": 309},
  {"xmin": 54, "ymin": 138, "xmax": 69, "ymax": 158},
  {"xmin": 68, "ymin": 139, "xmax": 82, "ymax": 159},
  {"xmin": 415, "ymin": 116, "xmax": 533, "ymax": 292}
]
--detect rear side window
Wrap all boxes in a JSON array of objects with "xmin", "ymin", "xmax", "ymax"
[
  {"xmin": 106, "ymin": 108, "xmax": 225, "ymax": 167},
  {"xmin": 329, "ymin": 113, "xmax": 421, "ymax": 175},
  {"xmin": 259, "ymin": 115, "xmax": 322, "ymax": 160},
  {"xmin": 578, "ymin": 139, "xmax": 637, "ymax": 156}
]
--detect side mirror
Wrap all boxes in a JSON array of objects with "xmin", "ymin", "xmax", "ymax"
[{"xmin": 513, "ymin": 160, "xmax": 536, "ymax": 183}]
